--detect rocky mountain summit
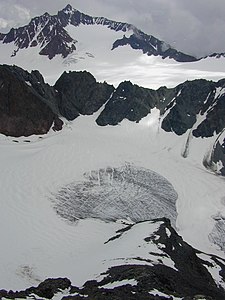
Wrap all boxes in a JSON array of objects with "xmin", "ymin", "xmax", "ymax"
[
  {"xmin": 1, "ymin": 219, "xmax": 225, "ymax": 299},
  {"xmin": 55, "ymin": 70, "xmax": 114, "ymax": 120},
  {"xmin": 0, "ymin": 64, "xmax": 224, "ymax": 174},
  {"xmin": 0, "ymin": 4, "xmax": 197, "ymax": 62},
  {"xmin": 0, "ymin": 64, "xmax": 62, "ymax": 137}
]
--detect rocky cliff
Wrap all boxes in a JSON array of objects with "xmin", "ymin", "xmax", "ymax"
[
  {"xmin": 0, "ymin": 65, "xmax": 62, "ymax": 137},
  {"xmin": 54, "ymin": 70, "xmax": 114, "ymax": 120}
]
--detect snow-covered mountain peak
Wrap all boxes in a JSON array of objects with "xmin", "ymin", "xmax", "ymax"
[{"xmin": 0, "ymin": 4, "xmax": 197, "ymax": 63}]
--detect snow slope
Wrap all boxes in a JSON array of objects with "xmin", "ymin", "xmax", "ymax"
[
  {"xmin": 1, "ymin": 23, "xmax": 225, "ymax": 89},
  {"xmin": 0, "ymin": 110, "xmax": 224, "ymax": 290}
]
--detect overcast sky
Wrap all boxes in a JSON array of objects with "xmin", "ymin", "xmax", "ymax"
[{"xmin": 0, "ymin": 0, "xmax": 224, "ymax": 57}]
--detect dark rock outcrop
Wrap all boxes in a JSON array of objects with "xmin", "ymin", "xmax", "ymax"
[
  {"xmin": 161, "ymin": 79, "xmax": 215, "ymax": 135},
  {"xmin": 38, "ymin": 23, "xmax": 77, "ymax": 60},
  {"xmin": 112, "ymin": 31, "xmax": 198, "ymax": 62},
  {"xmin": 192, "ymin": 79, "xmax": 225, "ymax": 138},
  {"xmin": 0, "ymin": 278, "xmax": 71, "ymax": 300},
  {"xmin": 0, "ymin": 65, "xmax": 62, "ymax": 137},
  {"xmin": 212, "ymin": 136, "xmax": 225, "ymax": 175},
  {"xmin": 34, "ymin": 278, "xmax": 72, "ymax": 299},
  {"xmin": 96, "ymin": 81, "xmax": 174, "ymax": 126},
  {"xmin": 96, "ymin": 81, "xmax": 157, "ymax": 126},
  {"xmin": 0, "ymin": 10, "xmax": 77, "ymax": 60},
  {"xmin": 54, "ymin": 70, "xmax": 114, "ymax": 120},
  {"xmin": 161, "ymin": 79, "xmax": 225, "ymax": 137},
  {"xmin": 96, "ymin": 76, "xmax": 225, "ymax": 139},
  {"xmin": 203, "ymin": 132, "xmax": 225, "ymax": 175}
]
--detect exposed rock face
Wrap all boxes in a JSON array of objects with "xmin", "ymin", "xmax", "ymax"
[
  {"xmin": 161, "ymin": 79, "xmax": 215, "ymax": 135},
  {"xmin": 0, "ymin": 10, "xmax": 77, "ymax": 60},
  {"xmin": 112, "ymin": 31, "xmax": 198, "ymax": 62},
  {"xmin": 0, "ymin": 278, "xmax": 72, "ymax": 300},
  {"xmin": 212, "ymin": 136, "xmax": 225, "ymax": 175},
  {"xmin": 96, "ymin": 81, "xmax": 158, "ymax": 126},
  {"xmin": 161, "ymin": 79, "xmax": 225, "ymax": 137},
  {"xmin": 0, "ymin": 4, "xmax": 197, "ymax": 62},
  {"xmin": 0, "ymin": 65, "xmax": 62, "ymax": 137},
  {"xmin": 96, "ymin": 81, "xmax": 174, "ymax": 126},
  {"xmin": 54, "ymin": 70, "xmax": 114, "ymax": 120},
  {"xmin": 94, "ymin": 77, "xmax": 225, "ymax": 143},
  {"xmin": 203, "ymin": 131, "xmax": 225, "ymax": 176},
  {"xmin": 192, "ymin": 79, "xmax": 225, "ymax": 138},
  {"xmin": 38, "ymin": 23, "xmax": 77, "ymax": 60},
  {"xmin": 1, "ymin": 219, "xmax": 225, "ymax": 299}
]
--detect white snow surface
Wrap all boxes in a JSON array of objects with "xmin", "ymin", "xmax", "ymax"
[
  {"xmin": 0, "ymin": 109, "xmax": 224, "ymax": 290},
  {"xmin": 1, "ymin": 23, "xmax": 225, "ymax": 89},
  {"xmin": 149, "ymin": 289, "xmax": 182, "ymax": 299},
  {"xmin": 100, "ymin": 279, "xmax": 138, "ymax": 289}
]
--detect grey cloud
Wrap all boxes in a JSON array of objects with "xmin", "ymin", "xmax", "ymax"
[
  {"xmin": 0, "ymin": 0, "xmax": 225, "ymax": 57},
  {"xmin": 0, "ymin": 1, "xmax": 31, "ymax": 31}
]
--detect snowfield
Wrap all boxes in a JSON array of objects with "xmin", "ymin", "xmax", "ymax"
[
  {"xmin": 2, "ymin": 23, "xmax": 225, "ymax": 89},
  {"xmin": 0, "ymin": 108, "xmax": 224, "ymax": 290}
]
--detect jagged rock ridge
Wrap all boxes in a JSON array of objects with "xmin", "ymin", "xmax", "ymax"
[
  {"xmin": 0, "ymin": 64, "xmax": 224, "ymax": 174},
  {"xmin": 112, "ymin": 30, "xmax": 197, "ymax": 62},
  {"xmin": 54, "ymin": 70, "xmax": 114, "ymax": 120},
  {"xmin": 0, "ymin": 4, "xmax": 197, "ymax": 62},
  {"xmin": 161, "ymin": 79, "xmax": 225, "ymax": 137},
  {"xmin": 0, "ymin": 65, "xmax": 224, "ymax": 140},
  {"xmin": 96, "ymin": 79, "xmax": 225, "ymax": 139},
  {"xmin": 96, "ymin": 81, "xmax": 174, "ymax": 126}
]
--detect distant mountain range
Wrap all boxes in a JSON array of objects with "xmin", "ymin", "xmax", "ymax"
[{"xmin": 0, "ymin": 4, "xmax": 201, "ymax": 62}]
